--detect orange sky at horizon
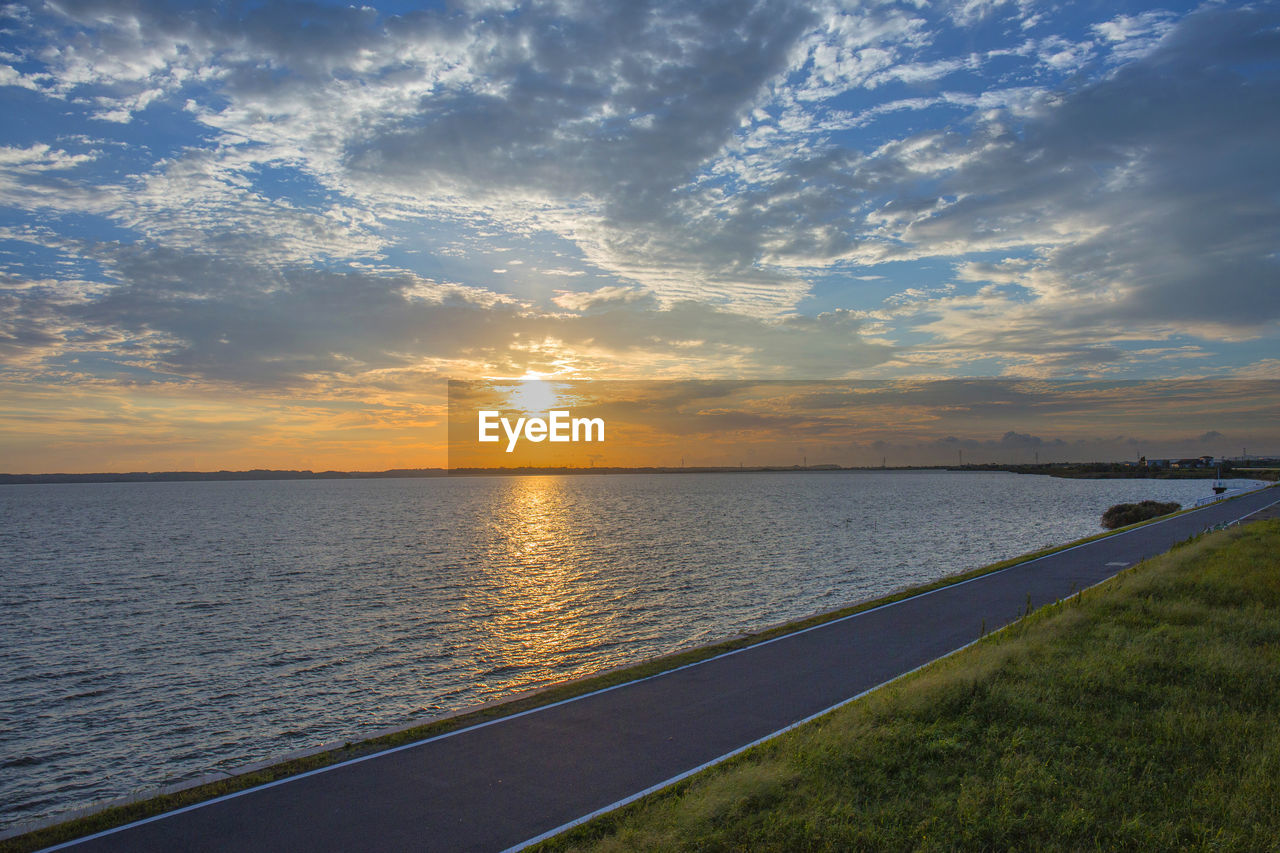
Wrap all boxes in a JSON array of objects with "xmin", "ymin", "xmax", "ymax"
[
  {"xmin": 445, "ymin": 379, "xmax": 1280, "ymax": 472},
  {"xmin": 4, "ymin": 378, "xmax": 1279, "ymax": 474}
]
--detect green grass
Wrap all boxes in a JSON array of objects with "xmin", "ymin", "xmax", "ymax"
[
  {"xmin": 538, "ymin": 520, "xmax": 1280, "ymax": 852},
  {"xmin": 3, "ymin": 498, "xmax": 1263, "ymax": 852}
]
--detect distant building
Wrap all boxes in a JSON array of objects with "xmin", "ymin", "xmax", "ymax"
[
  {"xmin": 1148, "ymin": 459, "xmax": 1170, "ymax": 468},
  {"xmin": 1170, "ymin": 457, "xmax": 1218, "ymax": 469}
]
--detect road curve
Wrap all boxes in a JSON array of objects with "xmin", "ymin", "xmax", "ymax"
[{"xmin": 48, "ymin": 486, "xmax": 1279, "ymax": 853}]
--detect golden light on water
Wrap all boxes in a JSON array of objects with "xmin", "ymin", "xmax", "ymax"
[{"xmin": 469, "ymin": 476, "xmax": 612, "ymax": 686}]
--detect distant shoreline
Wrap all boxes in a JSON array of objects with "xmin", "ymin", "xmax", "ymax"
[{"xmin": 2, "ymin": 463, "xmax": 1273, "ymax": 485}]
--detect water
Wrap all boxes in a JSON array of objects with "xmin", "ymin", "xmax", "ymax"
[{"xmin": 0, "ymin": 471, "xmax": 1255, "ymax": 832}]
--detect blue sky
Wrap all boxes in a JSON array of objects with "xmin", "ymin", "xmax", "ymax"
[{"xmin": 1, "ymin": 0, "xmax": 1277, "ymax": 469}]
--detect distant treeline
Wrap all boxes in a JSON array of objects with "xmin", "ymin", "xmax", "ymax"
[
  {"xmin": 0, "ymin": 468, "xmax": 446, "ymax": 484},
  {"xmin": 4, "ymin": 461, "xmax": 1276, "ymax": 485},
  {"xmin": 0, "ymin": 465, "xmax": 837, "ymax": 483},
  {"xmin": 950, "ymin": 462, "xmax": 1277, "ymax": 480},
  {"xmin": 446, "ymin": 465, "xmax": 847, "ymax": 476}
]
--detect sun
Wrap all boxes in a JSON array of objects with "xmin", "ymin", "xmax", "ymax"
[{"xmin": 504, "ymin": 379, "xmax": 559, "ymax": 416}]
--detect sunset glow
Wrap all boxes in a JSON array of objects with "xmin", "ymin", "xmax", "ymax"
[{"xmin": 1, "ymin": 1, "xmax": 1277, "ymax": 471}]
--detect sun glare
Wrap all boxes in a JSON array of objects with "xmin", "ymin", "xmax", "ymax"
[{"xmin": 505, "ymin": 380, "xmax": 560, "ymax": 416}]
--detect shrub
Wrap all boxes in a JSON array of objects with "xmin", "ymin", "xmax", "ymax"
[{"xmin": 1101, "ymin": 500, "xmax": 1181, "ymax": 529}]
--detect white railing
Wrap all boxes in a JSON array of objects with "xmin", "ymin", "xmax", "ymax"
[{"xmin": 1193, "ymin": 481, "xmax": 1274, "ymax": 507}]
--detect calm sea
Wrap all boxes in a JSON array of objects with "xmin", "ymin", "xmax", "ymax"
[{"xmin": 0, "ymin": 471, "xmax": 1256, "ymax": 831}]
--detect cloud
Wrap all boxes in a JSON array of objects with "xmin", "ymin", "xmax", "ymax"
[
  {"xmin": 870, "ymin": 3, "xmax": 1280, "ymax": 370},
  {"xmin": 6, "ymin": 0, "xmax": 1009, "ymax": 317},
  {"xmin": 1091, "ymin": 11, "xmax": 1176, "ymax": 62},
  {"xmin": 0, "ymin": 144, "xmax": 94, "ymax": 170},
  {"xmin": 997, "ymin": 429, "xmax": 1061, "ymax": 449},
  {"xmin": 0, "ymin": 143, "xmax": 109, "ymax": 212},
  {"xmin": 2, "ymin": 0, "xmax": 1278, "ymax": 390},
  {"xmin": 2, "ymin": 0, "xmax": 835, "ymax": 312},
  {"xmin": 346, "ymin": 2, "xmax": 817, "ymax": 200},
  {"xmin": 1, "ymin": 239, "xmax": 895, "ymax": 388},
  {"xmin": 551, "ymin": 285, "xmax": 650, "ymax": 312}
]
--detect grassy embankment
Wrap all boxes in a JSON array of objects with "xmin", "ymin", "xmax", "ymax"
[
  {"xmin": 538, "ymin": 520, "xmax": 1280, "ymax": 852},
  {"xmin": 3, "ymin": 506, "xmax": 1208, "ymax": 853}
]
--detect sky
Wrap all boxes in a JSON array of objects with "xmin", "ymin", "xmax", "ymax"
[{"xmin": 1, "ymin": 0, "xmax": 1278, "ymax": 471}]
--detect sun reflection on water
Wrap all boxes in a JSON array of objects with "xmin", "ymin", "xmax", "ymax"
[{"xmin": 464, "ymin": 476, "xmax": 615, "ymax": 692}]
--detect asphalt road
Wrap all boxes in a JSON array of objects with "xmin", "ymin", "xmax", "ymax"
[{"xmin": 50, "ymin": 486, "xmax": 1279, "ymax": 853}]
